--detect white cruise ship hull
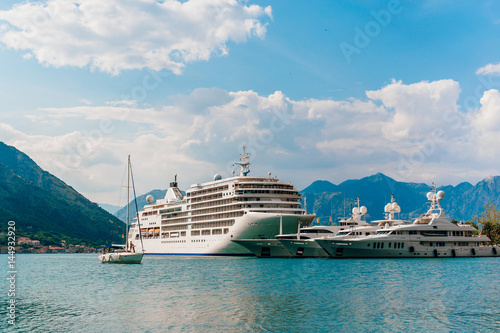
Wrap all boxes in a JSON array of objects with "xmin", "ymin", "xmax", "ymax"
[{"xmin": 131, "ymin": 212, "xmax": 314, "ymax": 256}]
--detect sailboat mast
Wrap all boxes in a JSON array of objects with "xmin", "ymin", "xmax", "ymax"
[
  {"xmin": 129, "ymin": 156, "xmax": 144, "ymax": 252},
  {"xmin": 126, "ymin": 155, "xmax": 130, "ymax": 252}
]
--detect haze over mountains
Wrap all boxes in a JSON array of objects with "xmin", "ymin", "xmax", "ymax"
[{"xmin": 0, "ymin": 142, "xmax": 123, "ymax": 246}]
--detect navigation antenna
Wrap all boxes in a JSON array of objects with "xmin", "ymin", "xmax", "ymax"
[{"xmin": 234, "ymin": 146, "xmax": 251, "ymax": 176}]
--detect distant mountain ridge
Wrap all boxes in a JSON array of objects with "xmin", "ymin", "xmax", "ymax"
[
  {"xmin": 0, "ymin": 142, "xmax": 124, "ymax": 246},
  {"xmin": 98, "ymin": 203, "xmax": 122, "ymax": 215},
  {"xmin": 115, "ymin": 172, "xmax": 500, "ymax": 224},
  {"xmin": 302, "ymin": 173, "xmax": 500, "ymax": 223},
  {"xmin": 115, "ymin": 189, "xmax": 167, "ymax": 222}
]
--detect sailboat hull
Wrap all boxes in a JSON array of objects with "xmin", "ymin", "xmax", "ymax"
[{"xmin": 98, "ymin": 252, "xmax": 144, "ymax": 264}]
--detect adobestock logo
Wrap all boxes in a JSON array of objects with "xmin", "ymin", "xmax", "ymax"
[{"xmin": 340, "ymin": 0, "xmax": 403, "ymax": 64}]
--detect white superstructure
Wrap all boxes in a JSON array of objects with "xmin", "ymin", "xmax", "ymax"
[{"xmin": 129, "ymin": 148, "xmax": 316, "ymax": 255}]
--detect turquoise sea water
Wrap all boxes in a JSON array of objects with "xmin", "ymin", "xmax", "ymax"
[{"xmin": 1, "ymin": 254, "xmax": 499, "ymax": 332}]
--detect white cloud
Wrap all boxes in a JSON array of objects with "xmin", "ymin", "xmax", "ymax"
[
  {"xmin": 476, "ymin": 63, "xmax": 500, "ymax": 76},
  {"xmin": 0, "ymin": 0, "xmax": 271, "ymax": 75},
  {"xmin": 366, "ymin": 79, "xmax": 462, "ymax": 141},
  {"xmin": 79, "ymin": 99, "xmax": 93, "ymax": 105},
  {"xmin": 469, "ymin": 89, "xmax": 500, "ymax": 132},
  {"xmin": 4, "ymin": 80, "xmax": 500, "ymax": 203},
  {"xmin": 467, "ymin": 89, "xmax": 500, "ymax": 159},
  {"xmin": 105, "ymin": 100, "xmax": 137, "ymax": 107}
]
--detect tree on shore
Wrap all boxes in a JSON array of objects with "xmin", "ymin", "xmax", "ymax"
[{"xmin": 473, "ymin": 203, "xmax": 500, "ymax": 244}]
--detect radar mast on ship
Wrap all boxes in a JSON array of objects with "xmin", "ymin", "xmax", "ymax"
[{"xmin": 234, "ymin": 146, "xmax": 251, "ymax": 176}]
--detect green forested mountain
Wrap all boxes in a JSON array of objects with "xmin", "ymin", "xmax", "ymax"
[{"xmin": 0, "ymin": 142, "xmax": 124, "ymax": 246}]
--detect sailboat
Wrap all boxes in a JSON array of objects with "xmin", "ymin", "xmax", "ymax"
[{"xmin": 98, "ymin": 155, "xmax": 144, "ymax": 264}]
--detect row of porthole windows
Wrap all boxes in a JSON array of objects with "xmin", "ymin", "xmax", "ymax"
[
  {"xmin": 160, "ymin": 240, "xmax": 186, "ymax": 243},
  {"xmin": 369, "ymin": 242, "xmax": 405, "ymax": 249}
]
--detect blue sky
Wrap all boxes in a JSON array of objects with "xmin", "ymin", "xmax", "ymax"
[{"xmin": 1, "ymin": 0, "xmax": 500, "ymax": 205}]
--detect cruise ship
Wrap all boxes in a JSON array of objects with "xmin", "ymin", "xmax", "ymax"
[
  {"xmin": 128, "ymin": 148, "xmax": 316, "ymax": 255},
  {"xmin": 316, "ymin": 187, "xmax": 500, "ymax": 258}
]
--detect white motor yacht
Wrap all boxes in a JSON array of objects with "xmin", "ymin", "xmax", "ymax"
[
  {"xmin": 278, "ymin": 199, "xmax": 372, "ymax": 258},
  {"xmin": 316, "ymin": 187, "xmax": 499, "ymax": 258}
]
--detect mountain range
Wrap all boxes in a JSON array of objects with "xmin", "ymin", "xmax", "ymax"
[
  {"xmin": 302, "ymin": 173, "xmax": 500, "ymax": 223},
  {"xmin": 114, "ymin": 172, "xmax": 500, "ymax": 224},
  {"xmin": 1, "ymin": 141, "xmax": 499, "ymax": 246},
  {"xmin": 0, "ymin": 142, "xmax": 124, "ymax": 246}
]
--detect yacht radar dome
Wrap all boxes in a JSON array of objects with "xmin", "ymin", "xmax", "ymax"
[
  {"xmin": 427, "ymin": 192, "xmax": 434, "ymax": 200},
  {"xmin": 437, "ymin": 190, "xmax": 445, "ymax": 200},
  {"xmin": 146, "ymin": 195, "xmax": 154, "ymax": 204},
  {"xmin": 384, "ymin": 203, "xmax": 391, "ymax": 213},
  {"xmin": 360, "ymin": 206, "xmax": 367, "ymax": 215}
]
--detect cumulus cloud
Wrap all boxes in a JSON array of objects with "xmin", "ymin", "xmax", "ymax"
[
  {"xmin": 467, "ymin": 89, "xmax": 500, "ymax": 159},
  {"xmin": 4, "ymin": 80, "xmax": 500, "ymax": 203},
  {"xmin": 0, "ymin": 0, "xmax": 271, "ymax": 75},
  {"xmin": 0, "ymin": 121, "xmax": 214, "ymax": 203},
  {"xmin": 469, "ymin": 89, "xmax": 500, "ymax": 132},
  {"xmin": 476, "ymin": 63, "xmax": 500, "ymax": 76},
  {"xmin": 367, "ymin": 79, "xmax": 462, "ymax": 141}
]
